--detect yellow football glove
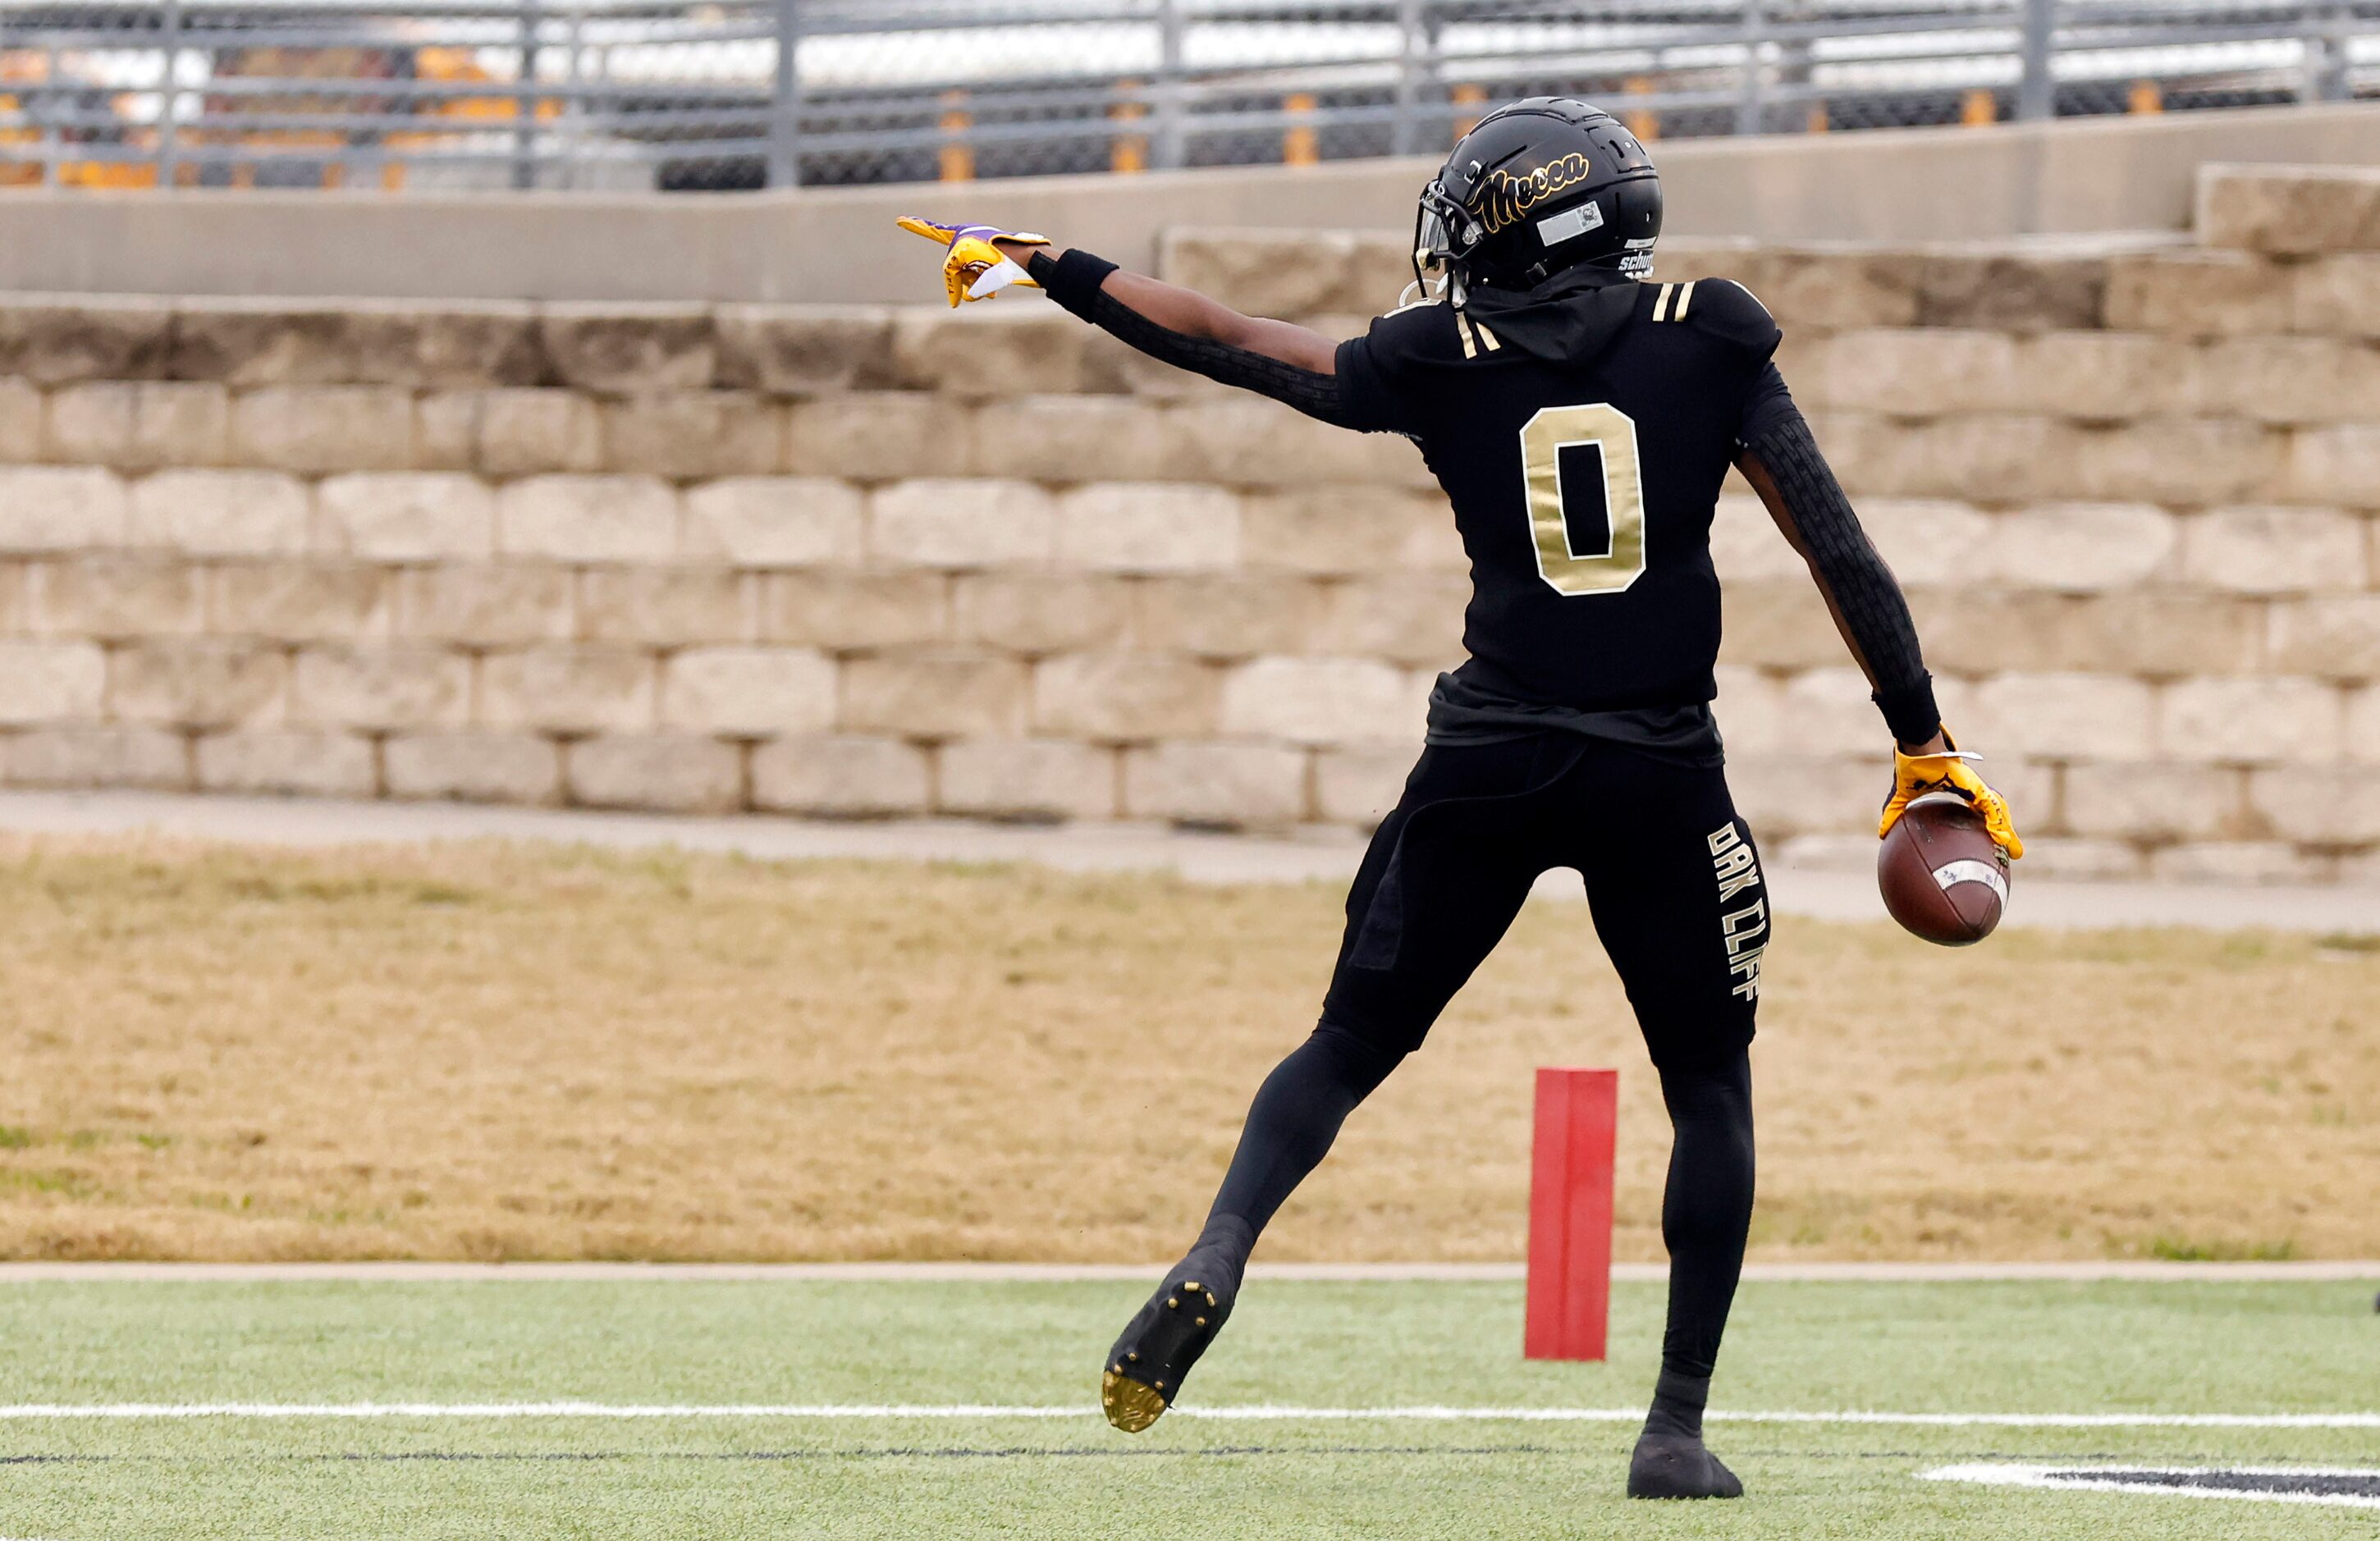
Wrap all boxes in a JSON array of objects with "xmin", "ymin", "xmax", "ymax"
[
  {"xmin": 895, "ymin": 217, "xmax": 1051, "ymax": 308},
  {"xmin": 1881, "ymin": 729, "xmax": 2024, "ymax": 859}
]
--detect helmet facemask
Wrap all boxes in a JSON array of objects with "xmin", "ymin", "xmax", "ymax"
[{"xmin": 1411, "ymin": 177, "xmax": 1478, "ymax": 308}]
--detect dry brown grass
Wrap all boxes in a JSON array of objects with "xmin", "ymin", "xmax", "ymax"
[{"xmin": 0, "ymin": 835, "xmax": 2373, "ymax": 1263}]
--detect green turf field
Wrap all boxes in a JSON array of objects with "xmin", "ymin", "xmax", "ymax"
[{"xmin": 0, "ymin": 1278, "xmax": 2373, "ymax": 1539}]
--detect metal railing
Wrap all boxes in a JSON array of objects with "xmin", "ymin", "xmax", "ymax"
[{"xmin": 0, "ymin": 0, "xmax": 2373, "ymax": 192}]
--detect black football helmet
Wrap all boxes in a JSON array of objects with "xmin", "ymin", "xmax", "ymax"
[{"xmin": 1415, "ymin": 97, "xmax": 1662, "ymax": 295}]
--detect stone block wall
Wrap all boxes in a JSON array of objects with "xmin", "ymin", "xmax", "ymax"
[{"xmin": 0, "ymin": 163, "xmax": 2376, "ymax": 881}]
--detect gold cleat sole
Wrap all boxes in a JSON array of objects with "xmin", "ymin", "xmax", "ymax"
[{"xmin": 1101, "ymin": 1369, "xmax": 1169, "ymax": 1434}]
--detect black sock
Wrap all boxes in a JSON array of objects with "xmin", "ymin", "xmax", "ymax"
[
  {"xmin": 1643, "ymin": 1368, "xmax": 1712, "ymax": 1442},
  {"xmin": 1176, "ymin": 1214, "xmax": 1257, "ymax": 1301},
  {"xmin": 1654, "ymin": 1049, "xmax": 1755, "ymax": 1395},
  {"xmin": 1203, "ymin": 1018, "xmax": 1406, "ymax": 1255}
]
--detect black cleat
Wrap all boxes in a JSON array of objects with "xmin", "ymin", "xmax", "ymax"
[
  {"xmin": 1100, "ymin": 1218, "xmax": 1252, "ymax": 1433},
  {"xmin": 1627, "ymin": 1429, "xmax": 1745, "ymax": 1499}
]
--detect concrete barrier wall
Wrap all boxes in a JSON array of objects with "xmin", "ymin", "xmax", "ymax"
[
  {"xmin": 1, "ymin": 104, "xmax": 2376, "ymax": 304},
  {"xmin": 0, "ymin": 163, "xmax": 2376, "ymax": 881}
]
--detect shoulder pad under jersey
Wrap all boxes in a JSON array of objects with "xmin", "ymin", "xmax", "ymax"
[
  {"xmin": 1643, "ymin": 277, "xmax": 1781, "ymax": 355},
  {"xmin": 1365, "ymin": 292, "xmax": 1459, "ymax": 360}
]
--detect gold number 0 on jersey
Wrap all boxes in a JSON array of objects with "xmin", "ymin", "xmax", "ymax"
[{"xmin": 1517, "ymin": 403, "xmax": 1647, "ymax": 597}]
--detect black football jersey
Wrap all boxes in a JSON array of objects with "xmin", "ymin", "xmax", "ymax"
[{"xmin": 1334, "ymin": 277, "xmax": 1783, "ymax": 720}]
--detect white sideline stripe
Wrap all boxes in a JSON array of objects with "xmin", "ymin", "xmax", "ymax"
[
  {"xmin": 2, "ymin": 1260, "xmax": 2378, "ymax": 1282},
  {"xmin": 0, "ymin": 1404, "xmax": 2373, "ymax": 1429},
  {"xmin": 1923, "ymin": 1463, "xmax": 2380, "ymax": 1510},
  {"xmin": 9, "ymin": 789, "xmax": 2380, "ymax": 936}
]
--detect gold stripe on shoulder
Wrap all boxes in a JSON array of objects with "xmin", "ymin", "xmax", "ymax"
[
  {"xmin": 1475, "ymin": 318, "xmax": 1502, "ymax": 352},
  {"xmin": 1457, "ymin": 312, "xmax": 1479, "ymax": 359},
  {"xmin": 1673, "ymin": 280, "xmax": 1698, "ymax": 321},
  {"xmin": 1651, "ymin": 282, "xmax": 1676, "ymax": 322}
]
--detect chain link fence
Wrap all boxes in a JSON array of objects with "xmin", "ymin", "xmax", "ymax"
[{"xmin": 1, "ymin": 0, "xmax": 2373, "ymax": 192}]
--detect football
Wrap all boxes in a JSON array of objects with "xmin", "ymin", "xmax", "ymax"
[{"xmin": 1878, "ymin": 792, "xmax": 2011, "ymax": 945}]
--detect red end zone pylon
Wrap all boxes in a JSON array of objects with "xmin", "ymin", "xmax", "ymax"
[{"xmin": 1524, "ymin": 1067, "xmax": 1618, "ymax": 1361}]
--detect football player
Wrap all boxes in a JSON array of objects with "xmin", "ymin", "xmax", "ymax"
[{"xmin": 901, "ymin": 96, "xmax": 2020, "ymax": 1500}]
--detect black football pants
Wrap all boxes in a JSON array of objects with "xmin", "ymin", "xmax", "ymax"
[{"xmin": 1203, "ymin": 733, "xmax": 1765, "ymax": 1383}]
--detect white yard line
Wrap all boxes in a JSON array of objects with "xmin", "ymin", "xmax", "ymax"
[
  {"xmin": 0, "ymin": 1260, "xmax": 2375, "ymax": 1283},
  {"xmin": 6, "ymin": 789, "xmax": 2377, "ymax": 933},
  {"xmin": 0, "ymin": 1404, "xmax": 2371, "ymax": 1429},
  {"xmin": 1923, "ymin": 1463, "xmax": 2380, "ymax": 1509}
]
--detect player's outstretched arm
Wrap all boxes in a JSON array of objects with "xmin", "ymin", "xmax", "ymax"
[
  {"xmin": 896, "ymin": 217, "xmax": 1360, "ymax": 428},
  {"xmin": 1736, "ymin": 400, "xmax": 2024, "ymax": 857},
  {"xmin": 1031, "ymin": 245, "xmax": 1339, "ymax": 371}
]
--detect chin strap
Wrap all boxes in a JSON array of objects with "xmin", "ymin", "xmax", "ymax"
[
  {"xmin": 1447, "ymin": 268, "xmax": 1504, "ymax": 359},
  {"xmin": 1395, "ymin": 272, "xmax": 1453, "ymax": 311}
]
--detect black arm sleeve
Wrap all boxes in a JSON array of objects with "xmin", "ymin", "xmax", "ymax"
[
  {"xmin": 1028, "ymin": 248, "xmax": 1361, "ymax": 430},
  {"xmin": 1738, "ymin": 360, "xmax": 1798, "ymax": 445},
  {"xmin": 1742, "ymin": 404, "xmax": 1942, "ymax": 746}
]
